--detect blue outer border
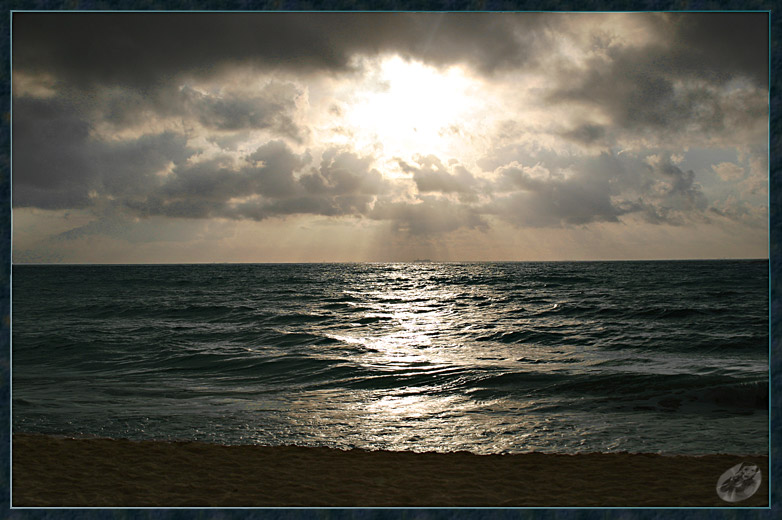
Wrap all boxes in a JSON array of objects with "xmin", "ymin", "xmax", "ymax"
[{"xmin": 1, "ymin": 1, "xmax": 778, "ymax": 519}]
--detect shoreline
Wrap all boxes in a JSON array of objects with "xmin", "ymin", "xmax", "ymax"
[{"xmin": 12, "ymin": 433, "xmax": 769, "ymax": 507}]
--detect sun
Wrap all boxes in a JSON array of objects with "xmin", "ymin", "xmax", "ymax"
[{"xmin": 337, "ymin": 56, "xmax": 482, "ymax": 164}]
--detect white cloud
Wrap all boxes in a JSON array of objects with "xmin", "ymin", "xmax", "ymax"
[{"xmin": 712, "ymin": 162, "xmax": 745, "ymax": 181}]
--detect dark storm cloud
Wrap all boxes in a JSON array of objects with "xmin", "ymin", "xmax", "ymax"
[
  {"xmin": 490, "ymin": 157, "xmax": 624, "ymax": 227},
  {"xmin": 114, "ymin": 146, "xmax": 481, "ymax": 233},
  {"xmin": 552, "ymin": 59, "xmax": 727, "ymax": 134},
  {"xmin": 75, "ymin": 80, "xmax": 305, "ymax": 143},
  {"xmin": 663, "ymin": 12, "xmax": 768, "ymax": 86},
  {"xmin": 180, "ymin": 82, "xmax": 305, "ymax": 141},
  {"xmin": 12, "ymin": 96, "xmax": 192, "ymax": 210},
  {"xmin": 13, "ymin": 13, "xmax": 350, "ymax": 88},
  {"xmin": 12, "ymin": 97, "xmax": 94, "ymax": 208},
  {"xmin": 158, "ymin": 158, "xmax": 253, "ymax": 204},
  {"xmin": 131, "ymin": 142, "xmax": 309, "ymax": 218},
  {"xmin": 12, "ymin": 84, "xmax": 390, "ymax": 223},
  {"xmin": 120, "ymin": 145, "xmax": 388, "ymax": 222},
  {"xmin": 246, "ymin": 141, "xmax": 311, "ymax": 198},
  {"xmin": 635, "ymin": 154, "xmax": 709, "ymax": 224},
  {"xmin": 300, "ymin": 148, "xmax": 388, "ymax": 197},
  {"xmin": 483, "ymin": 151, "xmax": 711, "ymax": 228},
  {"xmin": 182, "ymin": 88, "xmax": 279, "ymax": 130},
  {"xmin": 398, "ymin": 155, "xmax": 478, "ymax": 196},
  {"xmin": 12, "ymin": 12, "xmax": 553, "ymax": 90},
  {"xmin": 548, "ymin": 13, "xmax": 767, "ymax": 136},
  {"xmin": 230, "ymin": 193, "xmax": 379, "ymax": 221},
  {"xmin": 561, "ymin": 123, "xmax": 607, "ymax": 146},
  {"xmin": 400, "ymin": 13, "xmax": 553, "ymax": 74},
  {"xmin": 235, "ymin": 147, "xmax": 388, "ymax": 220},
  {"xmin": 370, "ymin": 197, "xmax": 487, "ymax": 235}
]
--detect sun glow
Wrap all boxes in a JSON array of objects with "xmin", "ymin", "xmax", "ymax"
[{"xmin": 341, "ymin": 56, "xmax": 482, "ymax": 161}]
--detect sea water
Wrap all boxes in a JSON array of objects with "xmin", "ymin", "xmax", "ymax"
[{"xmin": 12, "ymin": 261, "xmax": 769, "ymax": 454}]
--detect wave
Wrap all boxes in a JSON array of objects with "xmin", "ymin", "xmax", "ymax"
[
  {"xmin": 633, "ymin": 307, "xmax": 726, "ymax": 319},
  {"xmin": 687, "ymin": 381, "xmax": 769, "ymax": 410},
  {"xmin": 475, "ymin": 329, "xmax": 566, "ymax": 344},
  {"xmin": 264, "ymin": 313, "xmax": 333, "ymax": 325},
  {"xmin": 12, "ymin": 261, "xmax": 769, "ymax": 455}
]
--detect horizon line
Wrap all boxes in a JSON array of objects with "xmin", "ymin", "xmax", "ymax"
[{"xmin": 11, "ymin": 258, "xmax": 770, "ymax": 266}]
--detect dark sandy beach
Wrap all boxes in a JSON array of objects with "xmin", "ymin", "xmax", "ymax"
[{"xmin": 12, "ymin": 433, "xmax": 768, "ymax": 507}]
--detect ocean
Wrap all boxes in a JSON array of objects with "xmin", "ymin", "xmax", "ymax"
[{"xmin": 11, "ymin": 260, "xmax": 769, "ymax": 455}]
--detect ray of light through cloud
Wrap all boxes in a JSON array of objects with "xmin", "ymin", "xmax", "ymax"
[{"xmin": 11, "ymin": 11, "xmax": 768, "ymax": 263}]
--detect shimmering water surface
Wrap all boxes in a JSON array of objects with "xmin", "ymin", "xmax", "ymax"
[{"xmin": 12, "ymin": 261, "xmax": 769, "ymax": 454}]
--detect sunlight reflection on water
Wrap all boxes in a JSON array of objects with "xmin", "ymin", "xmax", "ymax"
[{"xmin": 12, "ymin": 261, "xmax": 769, "ymax": 454}]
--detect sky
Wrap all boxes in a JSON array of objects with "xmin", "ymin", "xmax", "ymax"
[{"xmin": 12, "ymin": 12, "xmax": 769, "ymax": 263}]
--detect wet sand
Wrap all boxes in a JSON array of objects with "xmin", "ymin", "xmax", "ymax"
[{"xmin": 12, "ymin": 433, "xmax": 769, "ymax": 507}]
